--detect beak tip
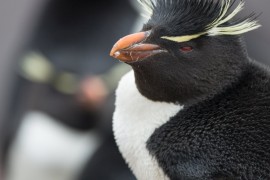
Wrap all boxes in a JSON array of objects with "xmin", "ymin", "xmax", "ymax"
[
  {"xmin": 113, "ymin": 51, "xmax": 120, "ymax": 57},
  {"xmin": 110, "ymin": 49, "xmax": 119, "ymax": 59},
  {"xmin": 109, "ymin": 51, "xmax": 113, "ymax": 57},
  {"xmin": 109, "ymin": 51, "xmax": 116, "ymax": 58},
  {"xmin": 110, "ymin": 44, "xmax": 119, "ymax": 57},
  {"xmin": 110, "ymin": 31, "xmax": 150, "ymax": 61}
]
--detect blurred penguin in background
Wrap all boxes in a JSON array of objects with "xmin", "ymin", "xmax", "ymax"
[{"xmin": 0, "ymin": 0, "xmax": 145, "ymax": 180}]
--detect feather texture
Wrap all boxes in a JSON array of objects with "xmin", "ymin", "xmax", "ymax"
[{"xmin": 137, "ymin": 0, "xmax": 261, "ymax": 42}]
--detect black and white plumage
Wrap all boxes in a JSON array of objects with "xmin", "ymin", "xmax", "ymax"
[{"xmin": 111, "ymin": 0, "xmax": 270, "ymax": 179}]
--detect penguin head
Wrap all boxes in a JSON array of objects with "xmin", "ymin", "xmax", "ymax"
[{"xmin": 110, "ymin": 0, "xmax": 260, "ymax": 104}]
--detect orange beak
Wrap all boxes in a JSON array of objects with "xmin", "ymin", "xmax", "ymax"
[{"xmin": 110, "ymin": 31, "xmax": 166, "ymax": 63}]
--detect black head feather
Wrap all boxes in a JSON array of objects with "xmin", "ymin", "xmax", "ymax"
[
  {"xmin": 139, "ymin": 0, "xmax": 260, "ymax": 39},
  {"xmin": 149, "ymin": 0, "xmax": 223, "ymax": 35}
]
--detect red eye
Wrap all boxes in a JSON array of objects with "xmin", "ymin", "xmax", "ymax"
[{"xmin": 180, "ymin": 46, "xmax": 193, "ymax": 52}]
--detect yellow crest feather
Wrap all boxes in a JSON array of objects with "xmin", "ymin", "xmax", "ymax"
[
  {"xmin": 206, "ymin": 0, "xmax": 261, "ymax": 36},
  {"xmin": 161, "ymin": 33, "xmax": 206, "ymax": 43}
]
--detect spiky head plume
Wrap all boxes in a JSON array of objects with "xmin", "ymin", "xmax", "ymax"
[{"xmin": 137, "ymin": 0, "xmax": 261, "ymax": 42}]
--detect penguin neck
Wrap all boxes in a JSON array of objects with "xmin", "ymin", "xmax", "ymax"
[{"xmin": 131, "ymin": 57, "xmax": 248, "ymax": 106}]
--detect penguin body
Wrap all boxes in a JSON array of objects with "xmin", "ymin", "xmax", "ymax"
[
  {"xmin": 114, "ymin": 63, "xmax": 270, "ymax": 179},
  {"xmin": 146, "ymin": 62, "xmax": 270, "ymax": 179},
  {"xmin": 111, "ymin": 0, "xmax": 270, "ymax": 179},
  {"xmin": 114, "ymin": 71, "xmax": 183, "ymax": 180}
]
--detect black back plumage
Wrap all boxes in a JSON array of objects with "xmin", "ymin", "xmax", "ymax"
[{"xmin": 147, "ymin": 63, "xmax": 270, "ymax": 179}]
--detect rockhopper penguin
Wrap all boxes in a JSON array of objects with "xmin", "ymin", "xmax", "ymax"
[{"xmin": 110, "ymin": 0, "xmax": 270, "ymax": 179}]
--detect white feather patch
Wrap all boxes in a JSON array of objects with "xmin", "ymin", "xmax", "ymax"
[{"xmin": 113, "ymin": 71, "xmax": 183, "ymax": 180}]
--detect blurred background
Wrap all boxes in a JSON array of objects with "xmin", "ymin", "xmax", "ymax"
[{"xmin": 0, "ymin": 0, "xmax": 269, "ymax": 180}]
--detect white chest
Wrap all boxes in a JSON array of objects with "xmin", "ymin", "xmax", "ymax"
[{"xmin": 113, "ymin": 71, "xmax": 183, "ymax": 180}]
